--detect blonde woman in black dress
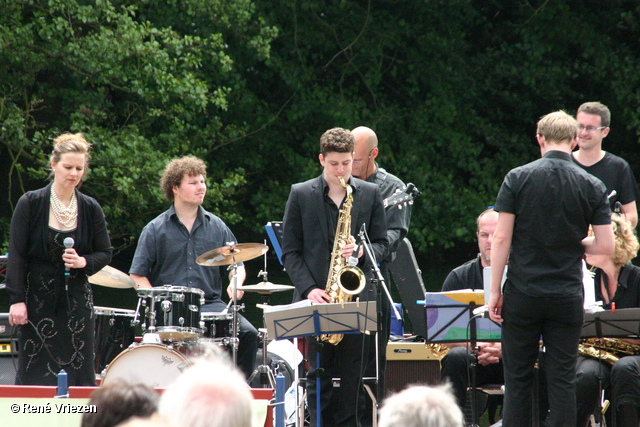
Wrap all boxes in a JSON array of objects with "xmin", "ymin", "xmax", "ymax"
[{"xmin": 6, "ymin": 133, "xmax": 112, "ymax": 385}]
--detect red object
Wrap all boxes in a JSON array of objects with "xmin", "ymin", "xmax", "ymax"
[{"xmin": 611, "ymin": 302, "xmax": 616, "ymax": 313}]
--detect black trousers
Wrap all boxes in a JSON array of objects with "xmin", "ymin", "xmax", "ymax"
[
  {"xmin": 202, "ymin": 301, "xmax": 259, "ymax": 380},
  {"xmin": 501, "ymin": 287, "xmax": 583, "ymax": 427},
  {"xmin": 306, "ymin": 333, "xmax": 372, "ymax": 427}
]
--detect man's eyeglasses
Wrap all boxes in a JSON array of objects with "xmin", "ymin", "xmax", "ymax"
[
  {"xmin": 578, "ymin": 125, "xmax": 606, "ymax": 133},
  {"xmin": 353, "ymin": 149, "xmax": 374, "ymax": 165}
]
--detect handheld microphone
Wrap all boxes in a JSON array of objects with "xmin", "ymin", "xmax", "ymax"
[
  {"xmin": 62, "ymin": 237, "xmax": 74, "ymax": 310},
  {"xmin": 63, "ymin": 237, "xmax": 75, "ymax": 274}
]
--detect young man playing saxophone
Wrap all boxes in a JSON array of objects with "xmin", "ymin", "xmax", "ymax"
[{"xmin": 282, "ymin": 127, "xmax": 388, "ymax": 427}]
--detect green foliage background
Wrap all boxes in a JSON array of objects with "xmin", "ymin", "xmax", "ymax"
[{"xmin": 2, "ymin": 0, "xmax": 640, "ymax": 268}]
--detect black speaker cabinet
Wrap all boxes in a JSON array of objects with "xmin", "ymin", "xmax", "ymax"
[{"xmin": 385, "ymin": 341, "xmax": 441, "ymax": 394}]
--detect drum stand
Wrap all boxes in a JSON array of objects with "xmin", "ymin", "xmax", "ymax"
[
  {"xmin": 248, "ymin": 289, "xmax": 278, "ymax": 388},
  {"xmin": 136, "ymin": 290, "xmax": 162, "ymax": 345},
  {"xmin": 228, "ymin": 260, "xmax": 241, "ymax": 367}
]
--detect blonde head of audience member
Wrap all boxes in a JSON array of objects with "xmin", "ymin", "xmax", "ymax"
[
  {"xmin": 378, "ymin": 384, "xmax": 465, "ymax": 427},
  {"xmin": 158, "ymin": 357, "xmax": 253, "ymax": 427}
]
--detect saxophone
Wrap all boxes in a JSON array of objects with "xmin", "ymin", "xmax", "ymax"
[
  {"xmin": 578, "ymin": 338, "xmax": 640, "ymax": 366},
  {"xmin": 321, "ymin": 176, "xmax": 367, "ymax": 345}
]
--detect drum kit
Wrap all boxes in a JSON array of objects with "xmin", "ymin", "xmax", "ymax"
[{"xmin": 89, "ymin": 242, "xmax": 298, "ymax": 389}]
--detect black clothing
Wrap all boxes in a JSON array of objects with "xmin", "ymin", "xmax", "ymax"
[
  {"xmin": 442, "ymin": 256, "xmax": 484, "ymax": 292},
  {"xmin": 362, "ymin": 165, "xmax": 412, "ymax": 419},
  {"xmin": 575, "ymin": 263, "xmax": 640, "ymax": 426},
  {"xmin": 6, "ymin": 183, "xmax": 112, "ymax": 385},
  {"xmin": 496, "ymin": 150, "xmax": 611, "ymax": 297},
  {"xmin": 282, "ymin": 174, "xmax": 388, "ymax": 427},
  {"xmin": 494, "ymin": 149, "xmax": 611, "ymax": 427},
  {"xmin": 572, "ymin": 151, "xmax": 640, "ymax": 210}
]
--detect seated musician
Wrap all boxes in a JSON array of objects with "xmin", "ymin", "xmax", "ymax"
[
  {"xmin": 439, "ymin": 208, "xmax": 504, "ymax": 413},
  {"xmin": 129, "ymin": 156, "xmax": 258, "ymax": 379},
  {"xmin": 575, "ymin": 213, "xmax": 640, "ymax": 427}
]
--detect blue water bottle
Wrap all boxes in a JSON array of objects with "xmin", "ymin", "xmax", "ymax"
[{"xmin": 57, "ymin": 369, "xmax": 68, "ymax": 397}]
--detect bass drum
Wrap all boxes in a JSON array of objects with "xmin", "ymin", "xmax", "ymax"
[
  {"xmin": 250, "ymin": 339, "xmax": 302, "ymax": 390},
  {"xmin": 101, "ymin": 344, "xmax": 190, "ymax": 388}
]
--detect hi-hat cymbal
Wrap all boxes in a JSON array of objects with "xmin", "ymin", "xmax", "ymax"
[
  {"xmin": 237, "ymin": 281, "xmax": 295, "ymax": 294},
  {"xmin": 196, "ymin": 243, "xmax": 268, "ymax": 266},
  {"xmin": 89, "ymin": 265, "xmax": 135, "ymax": 289}
]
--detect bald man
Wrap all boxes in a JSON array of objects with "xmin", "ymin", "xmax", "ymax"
[{"xmin": 352, "ymin": 126, "xmax": 412, "ymax": 410}]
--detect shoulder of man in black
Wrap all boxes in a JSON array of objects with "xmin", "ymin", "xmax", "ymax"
[{"xmin": 441, "ymin": 256, "xmax": 483, "ymax": 292}]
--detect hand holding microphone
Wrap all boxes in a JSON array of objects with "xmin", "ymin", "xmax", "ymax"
[{"xmin": 62, "ymin": 237, "xmax": 87, "ymax": 271}]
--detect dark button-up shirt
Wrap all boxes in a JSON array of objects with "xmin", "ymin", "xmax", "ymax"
[
  {"xmin": 495, "ymin": 150, "xmax": 611, "ymax": 296},
  {"xmin": 129, "ymin": 205, "xmax": 241, "ymax": 302}
]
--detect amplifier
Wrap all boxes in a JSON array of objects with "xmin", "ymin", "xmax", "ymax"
[
  {"xmin": 0, "ymin": 313, "xmax": 11, "ymax": 340},
  {"xmin": 385, "ymin": 341, "xmax": 442, "ymax": 394}
]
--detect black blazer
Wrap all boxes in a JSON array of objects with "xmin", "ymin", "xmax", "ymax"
[
  {"xmin": 282, "ymin": 174, "xmax": 388, "ymax": 302},
  {"xmin": 6, "ymin": 182, "xmax": 113, "ymax": 304}
]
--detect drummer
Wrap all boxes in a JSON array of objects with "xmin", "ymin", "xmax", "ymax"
[{"xmin": 129, "ymin": 156, "xmax": 259, "ymax": 379}]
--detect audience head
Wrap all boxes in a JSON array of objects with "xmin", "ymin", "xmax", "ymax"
[
  {"xmin": 158, "ymin": 358, "xmax": 253, "ymax": 427},
  {"xmin": 378, "ymin": 384, "xmax": 464, "ymax": 427},
  {"xmin": 81, "ymin": 380, "xmax": 159, "ymax": 427}
]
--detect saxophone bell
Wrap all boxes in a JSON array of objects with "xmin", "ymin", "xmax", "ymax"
[{"xmin": 337, "ymin": 265, "xmax": 366, "ymax": 295}]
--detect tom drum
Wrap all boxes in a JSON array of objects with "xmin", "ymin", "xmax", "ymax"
[
  {"xmin": 137, "ymin": 285, "xmax": 204, "ymax": 341},
  {"xmin": 94, "ymin": 306, "xmax": 136, "ymax": 374}
]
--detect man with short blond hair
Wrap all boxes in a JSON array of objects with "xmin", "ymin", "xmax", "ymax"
[{"xmin": 489, "ymin": 111, "xmax": 614, "ymax": 426}]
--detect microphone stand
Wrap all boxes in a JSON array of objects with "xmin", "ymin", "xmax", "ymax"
[{"xmin": 358, "ymin": 227, "xmax": 401, "ymax": 418}]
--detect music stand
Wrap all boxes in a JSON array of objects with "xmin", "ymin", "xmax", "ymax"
[
  {"xmin": 424, "ymin": 292, "xmax": 502, "ymax": 426},
  {"xmin": 264, "ymin": 300, "xmax": 377, "ymax": 427},
  {"xmin": 265, "ymin": 222, "xmax": 284, "ymax": 265},
  {"xmin": 582, "ymin": 308, "xmax": 640, "ymax": 338}
]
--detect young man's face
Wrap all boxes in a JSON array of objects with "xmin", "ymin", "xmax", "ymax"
[
  {"xmin": 319, "ymin": 151, "xmax": 353, "ymax": 187},
  {"xmin": 173, "ymin": 174, "xmax": 207, "ymax": 206},
  {"xmin": 576, "ymin": 112, "xmax": 610, "ymax": 151}
]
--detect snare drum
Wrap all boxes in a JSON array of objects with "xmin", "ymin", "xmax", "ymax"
[
  {"xmin": 138, "ymin": 285, "xmax": 204, "ymax": 341},
  {"xmin": 101, "ymin": 344, "xmax": 191, "ymax": 388},
  {"xmin": 200, "ymin": 312, "xmax": 235, "ymax": 345},
  {"xmin": 94, "ymin": 306, "xmax": 136, "ymax": 374}
]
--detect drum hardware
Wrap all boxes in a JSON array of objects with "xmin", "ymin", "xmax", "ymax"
[
  {"xmin": 197, "ymin": 241, "xmax": 268, "ymax": 374},
  {"xmin": 247, "ymin": 248, "xmax": 296, "ymax": 387},
  {"xmin": 249, "ymin": 328, "xmax": 278, "ymax": 388}
]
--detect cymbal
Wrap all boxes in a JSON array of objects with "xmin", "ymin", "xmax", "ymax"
[
  {"xmin": 237, "ymin": 282, "xmax": 295, "ymax": 294},
  {"xmin": 89, "ymin": 265, "xmax": 135, "ymax": 289},
  {"xmin": 196, "ymin": 243, "xmax": 268, "ymax": 266}
]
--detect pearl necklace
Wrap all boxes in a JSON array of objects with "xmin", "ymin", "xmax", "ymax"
[{"xmin": 50, "ymin": 187, "xmax": 78, "ymax": 228}]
